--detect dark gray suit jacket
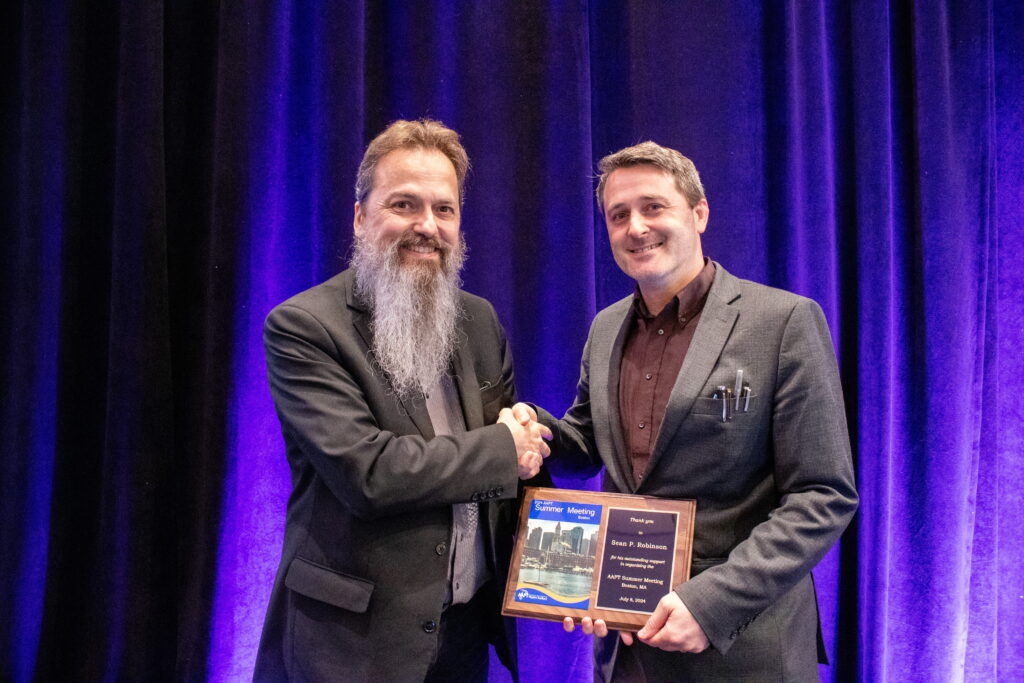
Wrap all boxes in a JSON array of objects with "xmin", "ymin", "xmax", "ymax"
[
  {"xmin": 539, "ymin": 263, "xmax": 858, "ymax": 681},
  {"xmin": 254, "ymin": 269, "xmax": 528, "ymax": 681}
]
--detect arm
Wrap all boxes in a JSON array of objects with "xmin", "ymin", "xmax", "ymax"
[
  {"xmin": 675, "ymin": 298, "xmax": 859, "ymax": 653},
  {"xmin": 264, "ymin": 302, "xmax": 535, "ymax": 520}
]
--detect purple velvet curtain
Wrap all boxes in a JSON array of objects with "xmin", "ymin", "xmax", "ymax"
[{"xmin": 2, "ymin": 1, "xmax": 1021, "ymax": 681}]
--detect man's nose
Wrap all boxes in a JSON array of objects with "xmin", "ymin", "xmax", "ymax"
[
  {"xmin": 627, "ymin": 213, "xmax": 648, "ymax": 237},
  {"xmin": 412, "ymin": 209, "xmax": 438, "ymax": 238}
]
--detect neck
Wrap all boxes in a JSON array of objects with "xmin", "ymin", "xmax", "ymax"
[{"xmin": 639, "ymin": 260, "xmax": 704, "ymax": 315}]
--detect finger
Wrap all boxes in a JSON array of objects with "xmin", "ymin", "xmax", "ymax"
[
  {"xmin": 580, "ymin": 617, "xmax": 594, "ymax": 635},
  {"xmin": 637, "ymin": 600, "xmax": 670, "ymax": 640},
  {"xmin": 528, "ymin": 422, "xmax": 553, "ymax": 439},
  {"xmin": 512, "ymin": 403, "xmax": 533, "ymax": 425},
  {"xmin": 516, "ymin": 402, "xmax": 539, "ymax": 423},
  {"xmin": 620, "ymin": 631, "xmax": 634, "ymax": 646},
  {"xmin": 593, "ymin": 619, "xmax": 609, "ymax": 638},
  {"xmin": 539, "ymin": 442, "xmax": 551, "ymax": 458},
  {"xmin": 562, "ymin": 617, "xmax": 576, "ymax": 633}
]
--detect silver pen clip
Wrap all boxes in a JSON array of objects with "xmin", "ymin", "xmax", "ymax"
[{"xmin": 733, "ymin": 369, "xmax": 744, "ymax": 411}]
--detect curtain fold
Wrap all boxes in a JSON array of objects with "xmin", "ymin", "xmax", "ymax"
[{"xmin": 2, "ymin": 1, "xmax": 1021, "ymax": 680}]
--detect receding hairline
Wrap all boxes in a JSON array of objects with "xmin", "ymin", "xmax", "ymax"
[
  {"xmin": 595, "ymin": 141, "xmax": 706, "ymax": 210},
  {"xmin": 355, "ymin": 118, "xmax": 470, "ymax": 205}
]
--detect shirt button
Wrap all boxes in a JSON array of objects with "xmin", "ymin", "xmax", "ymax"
[
  {"xmin": 423, "ymin": 620, "xmax": 438, "ymax": 633},
  {"xmin": 638, "ymin": 422, "xmax": 645, "ymax": 429},
  {"xmin": 435, "ymin": 542, "xmax": 447, "ymax": 555},
  {"xmin": 657, "ymin": 329, "xmax": 665, "ymax": 335},
  {"xmin": 645, "ymin": 373, "xmax": 652, "ymax": 380}
]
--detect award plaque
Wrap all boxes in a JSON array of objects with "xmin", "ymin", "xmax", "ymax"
[{"xmin": 502, "ymin": 487, "xmax": 696, "ymax": 630}]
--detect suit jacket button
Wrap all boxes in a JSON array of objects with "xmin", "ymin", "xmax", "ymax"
[
  {"xmin": 471, "ymin": 492, "xmax": 480, "ymax": 502},
  {"xmin": 487, "ymin": 489, "xmax": 496, "ymax": 498},
  {"xmin": 422, "ymin": 620, "xmax": 437, "ymax": 633},
  {"xmin": 435, "ymin": 543, "xmax": 447, "ymax": 555}
]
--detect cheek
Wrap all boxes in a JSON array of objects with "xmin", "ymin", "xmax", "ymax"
[{"xmin": 439, "ymin": 224, "xmax": 461, "ymax": 247}]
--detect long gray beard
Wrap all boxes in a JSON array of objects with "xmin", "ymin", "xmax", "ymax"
[{"xmin": 351, "ymin": 234, "xmax": 466, "ymax": 400}]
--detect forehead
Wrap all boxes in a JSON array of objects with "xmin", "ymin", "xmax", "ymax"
[
  {"xmin": 603, "ymin": 164, "xmax": 680, "ymax": 206},
  {"xmin": 371, "ymin": 147, "xmax": 458, "ymax": 198}
]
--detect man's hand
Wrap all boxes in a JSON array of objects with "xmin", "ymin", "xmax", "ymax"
[
  {"xmin": 562, "ymin": 616, "xmax": 636, "ymax": 646},
  {"xmin": 635, "ymin": 592, "xmax": 709, "ymax": 653},
  {"xmin": 497, "ymin": 406, "xmax": 551, "ymax": 479},
  {"xmin": 511, "ymin": 402, "xmax": 538, "ymax": 426}
]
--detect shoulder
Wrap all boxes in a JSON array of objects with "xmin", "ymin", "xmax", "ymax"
[
  {"xmin": 591, "ymin": 295, "xmax": 633, "ymax": 331},
  {"xmin": 458, "ymin": 288, "xmax": 500, "ymax": 320},
  {"xmin": 264, "ymin": 269, "xmax": 354, "ymax": 336},
  {"xmin": 713, "ymin": 262, "xmax": 821, "ymax": 319}
]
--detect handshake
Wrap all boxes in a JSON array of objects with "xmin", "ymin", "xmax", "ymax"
[{"xmin": 497, "ymin": 402, "xmax": 552, "ymax": 480}]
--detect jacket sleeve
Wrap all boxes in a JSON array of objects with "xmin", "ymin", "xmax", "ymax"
[
  {"xmin": 676, "ymin": 298, "xmax": 859, "ymax": 653},
  {"xmin": 264, "ymin": 302, "xmax": 520, "ymax": 520}
]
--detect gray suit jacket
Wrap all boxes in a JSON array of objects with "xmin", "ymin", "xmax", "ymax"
[
  {"xmin": 254, "ymin": 269, "xmax": 529, "ymax": 682},
  {"xmin": 539, "ymin": 263, "xmax": 858, "ymax": 681}
]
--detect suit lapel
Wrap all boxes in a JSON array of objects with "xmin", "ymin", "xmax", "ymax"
[
  {"xmin": 451, "ymin": 329, "xmax": 483, "ymax": 430},
  {"xmin": 593, "ymin": 299, "xmax": 635, "ymax": 494},
  {"xmin": 346, "ymin": 277, "xmax": 434, "ymax": 438},
  {"xmin": 648, "ymin": 264, "xmax": 740, "ymax": 473}
]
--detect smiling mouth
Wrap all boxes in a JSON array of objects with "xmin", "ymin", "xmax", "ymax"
[
  {"xmin": 628, "ymin": 242, "xmax": 663, "ymax": 254},
  {"xmin": 403, "ymin": 243, "xmax": 438, "ymax": 255}
]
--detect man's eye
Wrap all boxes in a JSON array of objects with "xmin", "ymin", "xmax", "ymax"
[
  {"xmin": 392, "ymin": 200, "xmax": 412, "ymax": 210},
  {"xmin": 436, "ymin": 205, "xmax": 455, "ymax": 215},
  {"xmin": 611, "ymin": 212, "xmax": 628, "ymax": 222},
  {"xmin": 645, "ymin": 204, "xmax": 664, "ymax": 213}
]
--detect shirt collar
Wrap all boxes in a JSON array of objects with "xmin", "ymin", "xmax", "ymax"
[{"xmin": 631, "ymin": 258, "xmax": 716, "ymax": 323}]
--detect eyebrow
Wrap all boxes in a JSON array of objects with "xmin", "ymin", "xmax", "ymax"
[
  {"xmin": 606, "ymin": 195, "xmax": 670, "ymax": 213},
  {"xmin": 381, "ymin": 190, "xmax": 456, "ymax": 205},
  {"xmin": 382, "ymin": 191, "xmax": 417, "ymax": 202}
]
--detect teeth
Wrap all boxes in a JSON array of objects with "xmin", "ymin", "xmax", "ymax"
[
  {"xmin": 405, "ymin": 244, "xmax": 436, "ymax": 253},
  {"xmin": 629, "ymin": 243, "xmax": 662, "ymax": 254}
]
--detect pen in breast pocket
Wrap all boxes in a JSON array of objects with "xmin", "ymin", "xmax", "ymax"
[
  {"xmin": 733, "ymin": 369, "xmax": 744, "ymax": 410},
  {"xmin": 715, "ymin": 385, "xmax": 728, "ymax": 422}
]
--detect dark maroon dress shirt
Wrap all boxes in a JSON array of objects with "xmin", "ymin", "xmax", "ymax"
[{"xmin": 618, "ymin": 259, "xmax": 716, "ymax": 488}]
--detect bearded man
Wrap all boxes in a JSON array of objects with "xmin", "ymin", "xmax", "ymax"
[{"xmin": 254, "ymin": 119, "xmax": 550, "ymax": 682}]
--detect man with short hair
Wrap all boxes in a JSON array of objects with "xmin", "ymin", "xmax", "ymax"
[
  {"xmin": 523, "ymin": 141, "xmax": 858, "ymax": 680},
  {"xmin": 254, "ymin": 119, "xmax": 550, "ymax": 681}
]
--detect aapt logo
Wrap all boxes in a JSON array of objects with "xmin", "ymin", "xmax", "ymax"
[{"xmin": 516, "ymin": 589, "xmax": 529, "ymax": 600}]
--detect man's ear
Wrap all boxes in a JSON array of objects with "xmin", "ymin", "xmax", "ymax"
[
  {"xmin": 353, "ymin": 201, "xmax": 364, "ymax": 237},
  {"xmin": 694, "ymin": 199, "xmax": 710, "ymax": 234}
]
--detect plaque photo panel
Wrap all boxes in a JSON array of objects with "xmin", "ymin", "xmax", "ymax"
[{"xmin": 502, "ymin": 487, "xmax": 696, "ymax": 631}]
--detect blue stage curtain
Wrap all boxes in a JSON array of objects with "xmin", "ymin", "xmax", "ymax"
[{"xmin": 2, "ymin": 1, "xmax": 1021, "ymax": 680}]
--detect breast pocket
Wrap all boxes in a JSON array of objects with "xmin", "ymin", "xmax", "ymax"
[
  {"xmin": 478, "ymin": 380, "xmax": 506, "ymax": 424},
  {"xmin": 690, "ymin": 395, "xmax": 760, "ymax": 423}
]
